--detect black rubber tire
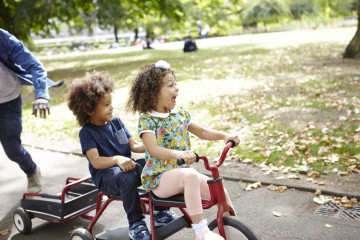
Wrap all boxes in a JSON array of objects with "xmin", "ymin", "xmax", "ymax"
[
  {"xmin": 13, "ymin": 207, "xmax": 32, "ymax": 234},
  {"xmin": 70, "ymin": 228, "xmax": 94, "ymax": 240},
  {"xmin": 208, "ymin": 216, "xmax": 260, "ymax": 240}
]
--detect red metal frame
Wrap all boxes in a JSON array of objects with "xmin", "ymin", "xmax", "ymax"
[
  {"xmin": 22, "ymin": 177, "xmax": 98, "ymax": 224},
  {"xmin": 148, "ymin": 141, "xmax": 235, "ymax": 240},
  {"xmin": 22, "ymin": 142, "xmax": 235, "ymax": 239}
]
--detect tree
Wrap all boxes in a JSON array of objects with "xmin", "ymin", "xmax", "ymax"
[
  {"xmin": 96, "ymin": 0, "xmax": 185, "ymax": 42},
  {"xmin": 240, "ymin": 0, "xmax": 290, "ymax": 30},
  {"xmin": 0, "ymin": 0, "xmax": 94, "ymax": 41},
  {"xmin": 344, "ymin": 0, "xmax": 360, "ymax": 59}
]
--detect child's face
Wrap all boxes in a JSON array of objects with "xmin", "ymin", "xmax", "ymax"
[
  {"xmin": 89, "ymin": 93, "xmax": 113, "ymax": 125},
  {"xmin": 156, "ymin": 73, "xmax": 178, "ymax": 113}
]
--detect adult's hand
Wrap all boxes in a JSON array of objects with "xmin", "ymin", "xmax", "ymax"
[{"xmin": 32, "ymin": 98, "xmax": 50, "ymax": 119}]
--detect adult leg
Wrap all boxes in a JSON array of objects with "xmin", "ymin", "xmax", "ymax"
[{"xmin": 0, "ymin": 96, "xmax": 36, "ymax": 176}]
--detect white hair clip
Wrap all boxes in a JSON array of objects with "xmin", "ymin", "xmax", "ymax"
[{"xmin": 155, "ymin": 60, "xmax": 170, "ymax": 69}]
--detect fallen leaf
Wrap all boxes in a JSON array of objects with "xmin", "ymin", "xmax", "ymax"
[
  {"xmin": 325, "ymin": 224, "xmax": 332, "ymax": 228},
  {"xmin": 242, "ymin": 158, "xmax": 252, "ymax": 163},
  {"xmin": 287, "ymin": 174, "xmax": 299, "ymax": 179},
  {"xmin": 317, "ymin": 182, "xmax": 325, "ymax": 186},
  {"xmin": 245, "ymin": 182, "xmax": 262, "ymax": 191},
  {"xmin": 268, "ymin": 184, "xmax": 287, "ymax": 192},
  {"xmin": 237, "ymin": 181, "xmax": 248, "ymax": 190},
  {"xmin": 341, "ymin": 196, "xmax": 350, "ymax": 204},
  {"xmin": 343, "ymin": 204, "xmax": 353, "ymax": 209},
  {"xmin": 314, "ymin": 195, "xmax": 332, "ymax": 204},
  {"xmin": 0, "ymin": 229, "xmax": 9, "ymax": 236},
  {"xmin": 315, "ymin": 189, "xmax": 322, "ymax": 196},
  {"xmin": 272, "ymin": 211, "xmax": 282, "ymax": 217}
]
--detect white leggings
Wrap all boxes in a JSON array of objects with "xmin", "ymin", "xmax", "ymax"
[{"xmin": 152, "ymin": 168, "xmax": 235, "ymax": 216}]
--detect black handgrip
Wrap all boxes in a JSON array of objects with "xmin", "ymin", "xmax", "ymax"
[
  {"xmin": 227, "ymin": 140, "xmax": 236, "ymax": 148},
  {"xmin": 177, "ymin": 154, "xmax": 199, "ymax": 166}
]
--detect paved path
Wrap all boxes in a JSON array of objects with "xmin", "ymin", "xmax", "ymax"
[{"xmin": 0, "ymin": 135, "xmax": 359, "ymax": 240}]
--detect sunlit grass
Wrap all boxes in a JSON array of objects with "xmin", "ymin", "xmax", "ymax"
[{"xmin": 21, "ymin": 39, "xmax": 360, "ymax": 174}]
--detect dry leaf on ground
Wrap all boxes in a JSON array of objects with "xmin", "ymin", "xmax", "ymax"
[
  {"xmin": 272, "ymin": 211, "xmax": 282, "ymax": 217},
  {"xmin": 0, "ymin": 229, "xmax": 9, "ymax": 236},
  {"xmin": 314, "ymin": 195, "xmax": 332, "ymax": 204},
  {"xmin": 268, "ymin": 184, "xmax": 287, "ymax": 192},
  {"xmin": 245, "ymin": 182, "xmax": 262, "ymax": 191}
]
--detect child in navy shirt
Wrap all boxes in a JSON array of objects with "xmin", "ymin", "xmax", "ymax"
[{"xmin": 67, "ymin": 71, "xmax": 176, "ymax": 240}]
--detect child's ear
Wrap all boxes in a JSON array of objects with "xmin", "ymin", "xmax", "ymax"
[{"xmin": 87, "ymin": 111, "xmax": 94, "ymax": 117}]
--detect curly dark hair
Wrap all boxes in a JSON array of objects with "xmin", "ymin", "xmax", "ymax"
[
  {"xmin": 67, "ymin": 71, "xmax": 114, "ymax": 126},
  {"xmin": 127, "ymin": 63, "xmax": 175, "ymax": 113}
]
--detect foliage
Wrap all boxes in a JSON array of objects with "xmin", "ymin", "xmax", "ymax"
[
  {"xmin": 240, "ymin": 0, "xmax": 291, "ymax": 28},
  {"xmin": 0, "ymin": 0, "xmax": 94, "ymax": 41},
  {"xmin": 290, "ymin": 0, "xmax": 318, "ymax": 19}
]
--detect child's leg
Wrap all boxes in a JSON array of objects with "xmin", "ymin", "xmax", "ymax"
[
  {"xmin": 198, "ymin": 173, "xmax": 236, "ymax": 216},
  {"xmin": 154, "ymin": 169, "xmax": 235, "ymax": 216},
  {"xmin": 154, "ymin": 168, "xmax": 226, "ymax": 240},
  {"xmin": 99, "ymin": 166, "xmax": 144, "ymax": 225},
  {"xmin": 153, "ymin": 168, "xmax": 204, "ymax": 216}
]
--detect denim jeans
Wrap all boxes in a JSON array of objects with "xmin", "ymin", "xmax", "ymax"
[
  {"xmin": 0, "ymin": 96, "xmax": 36, "ymax": 177},
  {"xmin": 98, "ymin": 158, "xmax": 168, "ymax": 225}
]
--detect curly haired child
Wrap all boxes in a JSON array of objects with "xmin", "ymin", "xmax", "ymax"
[
  {"xmin": 127, "ymin": 60, "xmax": 240, "ymax": 240},
  {"xmin": 67, "ymin": 71, "xmax": 176, "ymax": 240}
]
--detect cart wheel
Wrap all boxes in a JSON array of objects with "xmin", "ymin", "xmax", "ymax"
[
  {"xmin": 13, "ymin": 207, "xmax": 32, "ymax": 234},
  {"xmin": 70, "ymin": 228, "xmax": 94, "ymax": 240}
]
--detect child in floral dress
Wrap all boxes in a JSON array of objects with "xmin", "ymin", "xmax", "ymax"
[{"xmin": 127, "ymin": 60, "xmax": 240, "ymax": 240}]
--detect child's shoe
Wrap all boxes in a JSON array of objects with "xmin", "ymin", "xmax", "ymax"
[
  {"xmin": 129, "ymin": 221, "xmax": 150, "ymax": 240},
  {"xmin": 154, "ymin": 210, "xmax": 179, "ymax": 226},
  {"xmin": 195, "ymin": 230, "xmax": 224, "ymax": 240}
]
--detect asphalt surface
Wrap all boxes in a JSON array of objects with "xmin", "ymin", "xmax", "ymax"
[{"xmin": 0, "ymin": 133, "xmax": 359, "ymax": 240}]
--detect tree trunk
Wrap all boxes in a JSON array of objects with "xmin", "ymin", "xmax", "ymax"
[
  {"xmin": 343, "ymin": 0, "xmax": 360, "ymax": 59},
  {"xmin": 114, "ymin": 25, "xmax": 119, "ymax": 43}
]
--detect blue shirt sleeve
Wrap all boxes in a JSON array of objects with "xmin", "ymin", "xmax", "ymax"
[
  {"xmin": 4, "ymin": 31, "xmax": 49, "ymax": 100},
  {"xmin": 79, "ymin": 127, "xmax": 97, "ymax": 155}
]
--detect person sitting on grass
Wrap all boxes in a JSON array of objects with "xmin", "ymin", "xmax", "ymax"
[
  {"xmin": 183, "ymin": 36, "xmax": 198, "ymax": 52},
  {"xmin": 67, "ymin": 71, "xmax": 177, "ymax": 240}
]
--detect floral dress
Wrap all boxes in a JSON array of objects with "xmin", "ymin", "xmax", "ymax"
[{"xmin": 138, "ymin": 107, "xmax": 191, "ymax": 191}]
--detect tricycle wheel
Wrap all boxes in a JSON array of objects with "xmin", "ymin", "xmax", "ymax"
[
  {"xmin": 209, "ymin": 216, "xmax": 259, "ymax": 240},
  {"xmin": 13, "ymin": 207, "xmax": 32, "ymax": 234},
  {"xmin": 70, "ymin": 228, "xmax": 94, "ymax": 240}
]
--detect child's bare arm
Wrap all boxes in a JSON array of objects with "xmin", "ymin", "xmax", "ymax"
[
  {"xmin": 85, "ymin": 148, "xmax": 136, "ymax": 171},
  {"xmin": 128, "ymin": 137, "xmax": 145, "ymax": 153},
  {"xmin": 141, "ymin": 132, "xmax": 196, "ymax": 164},
  {"xmin": 189, "ymin": 122, "xmax": 240, "ymax": 146}
]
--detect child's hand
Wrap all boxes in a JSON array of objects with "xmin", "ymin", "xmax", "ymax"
[
  {"xmin": 115, "ymin": 156, "xmax": 136, "ymax": 172},
  {"xmin": 178, "ymin": 150, "xmax": 197, "ymax": 165},
  {"xmin": 224, "ymin": 135, "xmax": 240, "ymax": 147}
]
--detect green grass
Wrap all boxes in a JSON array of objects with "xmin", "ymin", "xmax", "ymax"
[{"xmin": 21, "ymin": 36, "xmax": 360, "ymax": 175}]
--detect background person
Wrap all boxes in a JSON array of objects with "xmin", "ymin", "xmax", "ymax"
[
  {"xmin": 0, "ymin": 28, "xmax": 64, "ymax": 193},
  {"xmin": 183, "ymin": 36, "xmax": 198, "ymax": 52}
]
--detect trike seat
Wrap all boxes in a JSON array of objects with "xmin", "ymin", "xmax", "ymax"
[
  {"xmin": 107, "ymin": 188, "xmax": 148, "ymax": 200},
  {"xmin": 149, "ymin": 192, "xmax": 186, "ymax": 207}
]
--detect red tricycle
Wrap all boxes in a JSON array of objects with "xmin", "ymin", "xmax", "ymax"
[{"xmin": 69, "ymin": 141, "xmax": 259, "ymax": 240}]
